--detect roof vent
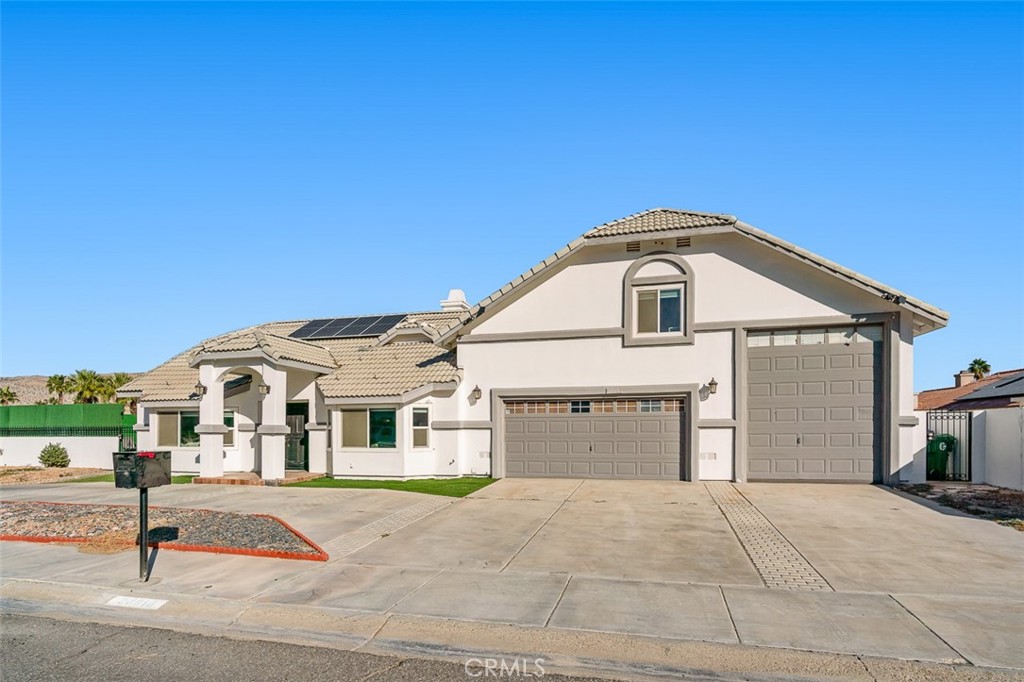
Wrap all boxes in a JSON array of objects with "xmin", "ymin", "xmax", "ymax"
[
  {"xmin": 626, "ymin": 241, "xmax": 641, "ymax": 252},
  {"xmin": 440, "ymin": 288, "xmax": 470, "ymax": 312},
  {"xmin": 676, "ymin": 237, "xmax": 691, "ymax": 248}
]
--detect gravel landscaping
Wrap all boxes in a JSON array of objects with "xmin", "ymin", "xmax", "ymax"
[
  {"xmin": 0, "ymin": 467, "xmax": 109, "ymax": 485},
  {"xmin": 898, "ymin": 482, "xmax": 1024, "ymax": 531},
  {"xmin": 0, "ymin": 501, "xmax": 327, "ymax": 560}
]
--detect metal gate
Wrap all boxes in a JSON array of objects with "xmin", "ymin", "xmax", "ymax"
[{"xmin": 926, "ymin": 410, "xmax": 972, "ymax": 481}]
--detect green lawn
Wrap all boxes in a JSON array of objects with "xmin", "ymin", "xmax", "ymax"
[
  {"xmin": 284, "ymin": 476, "xmax": 496, "ymax": 497},
  {"xmin": 68, "ymin": 474, "xmax": 197, "ymax": 485}
]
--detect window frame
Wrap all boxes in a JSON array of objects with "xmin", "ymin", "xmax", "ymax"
[
  {"xmin": 339, "ymin": 408, "xmax": 399, "ymax": 450},
  {"xmin": 157, "ymin": 410, "xmax": 236, "ymax": 448},
  {"xmin": 411, "ymin": 407, "xmax": 430, "ymax": 448},
  {"xmin": 623, "ymin": 253, "xmax": 694, "ymax": 347}
]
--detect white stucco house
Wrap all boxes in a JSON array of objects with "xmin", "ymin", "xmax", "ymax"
[{"xmin": 119, "ymin": 208, "xmax": 948, "ymax": 484}]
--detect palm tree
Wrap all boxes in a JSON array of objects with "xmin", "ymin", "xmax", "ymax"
[
  {"xmin": 70, "ymin": 369, "xmax": 104, "ymax": 404},
  {"xmin": 46, "ymin": 374, "xmax": 71, "ymax": 404},
  {"xmin": 0, "ymin": 386, "xmax": 18, "ymax": 406},
  {"xmin": 968, "ymin": 358, "xmax": 991, "ymax": 381}
]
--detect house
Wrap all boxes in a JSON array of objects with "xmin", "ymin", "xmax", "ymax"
[
  {"xmin": 916, "ymin": 369, "xmax": 1024, "ymax": 490},
  {"xmin": 916, "ymin": 369, "xmax": 1024, "ymax": 412},
  {"xmin": 119, "ymin": 208, "xmax": 948, "ymax": 484}
]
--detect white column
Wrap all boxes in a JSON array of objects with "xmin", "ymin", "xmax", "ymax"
[
  {"xmin": 197, "ymin": 364, "xmax": 227, "ymax": 478},
  {"xmin": 258, "ymin": 364, "xmax": 288, "ymax": 481},
  {"xmin": 305, "ymin": 388, "xmax": 328, "ymax": 474}
]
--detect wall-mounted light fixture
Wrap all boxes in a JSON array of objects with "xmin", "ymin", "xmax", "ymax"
[
  {"xmin": 471, "ymin": 385, "xmax": 483, "ymax": 400},
  {"xmin": 707, "ymin": 378, "xmax": 718, "ymax": 395},
  {"xmin": 257, "ymin": 383, "xmax": 270, "ymax": 397},
  {"xmin": 194, "ymin": 381, "xmax": 208, "ymax": 396}
]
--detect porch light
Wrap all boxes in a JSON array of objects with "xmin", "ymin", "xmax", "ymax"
[
  {"xmin": 194, "ymin": 382, "xmax": 207, "ymax": 396},
  {"xmin": 471, "ymin": 385, "xmax": 483, "ymax": 400},
  {"xmin": 707, "ymin": 378, "xmax": 718, "ymax": 395},
  {"xmin": 257, "ymin": 383, "xmax": 271, "ymax": 396}
]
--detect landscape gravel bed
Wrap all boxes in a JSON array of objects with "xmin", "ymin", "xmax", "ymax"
[{"xmin": 0, "ymin": 501, "xmax": 327, "ymax": 560}]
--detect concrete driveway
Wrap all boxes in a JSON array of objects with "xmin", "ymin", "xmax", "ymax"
[{"xmin": 3, "ymin": 478, "xmax": 1024, "ymax": 671}]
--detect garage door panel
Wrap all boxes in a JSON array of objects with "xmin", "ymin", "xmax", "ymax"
[
  {"xmin": 747, "ymin": 328, "xmax": 881, "ymax": 482},
  {"xmin": 505, "ymin": 401, "xmax": 683, "ymax": 480}
]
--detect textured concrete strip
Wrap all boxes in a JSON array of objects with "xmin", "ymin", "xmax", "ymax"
[
  {"xmin": 323, "ymin": 496, "xmax": 454, "ymax": 557},
  {"xmin": 723, "ymin": 586, "xmax": 965, "ymax": 664},
  {"xmin": 705, "ymin": 483, "xmax": 831, "ymax": 591},
  {"xmin": 893, "ymin": 593, "xmax": 1024, "ymax": 669}
]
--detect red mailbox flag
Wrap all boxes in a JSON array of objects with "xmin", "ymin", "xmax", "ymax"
[{"xmin": 137, "ymin": 451, "xmax": 156, "ymax": 458}]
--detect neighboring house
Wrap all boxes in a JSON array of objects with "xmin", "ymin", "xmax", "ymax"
[
  {"xmin": 916, "ymin": 369, "xmax": 1024, "ymax": 490},
  {"xmin": 119, "ymin": 208, "xmax": 948, "ymax": 484},
  {"xmin": 916, "ymin": 369, "xmax": 1024, "ymax": 411}
]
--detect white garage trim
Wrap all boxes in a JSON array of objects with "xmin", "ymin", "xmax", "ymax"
[{"xmin": 490, "ymin": 384, "xmax": 700, "ymax": 480}]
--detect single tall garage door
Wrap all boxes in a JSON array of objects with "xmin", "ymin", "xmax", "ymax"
[
  {"xmin": 504, "ymin": 397, "xmax": 684, "ymax": 479},
  {"xmin": 747, "ymin": 326, "xmax": 883, "ymax": 482}
]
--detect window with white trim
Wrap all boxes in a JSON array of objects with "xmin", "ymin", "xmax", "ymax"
[
  {"xmin": 340, "ymin": 409, "xmax": 396, "ymax": 448},
  {"xmin": 412, "ymin": 407, "xmax": 429, "ymax": 448},
  {"xmin": 636, "ymin": 287, "xmax": 683, "ymax": 334},
  {"xmin": 157, "ymin": 410, "xmax": 234, "ymax": 447}
]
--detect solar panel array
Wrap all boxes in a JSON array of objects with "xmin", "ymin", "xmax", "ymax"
[{"xmin": 290, "ymin": 314, "xmax": 408, "ymax": 339}]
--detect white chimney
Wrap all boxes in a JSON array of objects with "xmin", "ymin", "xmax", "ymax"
[{"xmin": 440, "ymin": 288, "xmax": 470, "ymax": 312}]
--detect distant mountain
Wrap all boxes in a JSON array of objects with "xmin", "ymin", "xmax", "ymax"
[{"xmin": 0, "ymin": 374, "xmax": 141, "ymax": 406}]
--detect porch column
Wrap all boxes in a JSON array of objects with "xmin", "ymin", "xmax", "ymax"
[
  {"xmin": 306, "ymin": 389, "xmax": 328, "ymax": 474},
  {"xmin": 197, "ymin": 364, "xmax": 227, "ymax": 478},
  {"xmin": 258, "ymin": 364, "xmax": 288, "ymax": 481}
]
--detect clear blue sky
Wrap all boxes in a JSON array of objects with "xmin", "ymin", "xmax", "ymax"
[{"xmin": 2, "ymin": 1, "xmax": 1021, "ymax": 391}]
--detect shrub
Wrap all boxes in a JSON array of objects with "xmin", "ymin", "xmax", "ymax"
[{"xmin": 39, "ymin": 442, "xmax": 70, "ymax": 468}]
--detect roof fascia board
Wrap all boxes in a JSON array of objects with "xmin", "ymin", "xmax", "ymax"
[
  {"xmin": 732, "ymin": 221, "xmax": 949, "ymax": 329},
  {"xmin": 138, "ymin": 400, "xmax": 199, "ymax": 409}
]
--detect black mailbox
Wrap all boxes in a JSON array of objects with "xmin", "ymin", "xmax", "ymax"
[{"xmin": 113, "ymin": 451, "xmax": 172, "ymax": 489}]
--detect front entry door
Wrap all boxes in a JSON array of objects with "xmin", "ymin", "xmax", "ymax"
[{"xmin": 285, "ymin": 402, "xmax": 309, "ymax": 470}]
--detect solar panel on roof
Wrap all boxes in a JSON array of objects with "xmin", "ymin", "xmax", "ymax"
[
  {"xmin": 290, "ymin": 319, "xmax": 335, "ymax": 338},
  {"xmin": 290, "ymin": 314, "xmax": 409, "ymax": 339},
  {"xmin": 363, "ymin": 314, "xmax": 407, "ymax": 336}
]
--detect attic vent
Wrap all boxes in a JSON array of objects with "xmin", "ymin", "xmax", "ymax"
[
  {"xmin": 676, "ymin": 237, "xmax": 691, "ymax": 248},
  {"xmin": 626, "ymin": 241, "xmax": 641, "ymax": 252}
]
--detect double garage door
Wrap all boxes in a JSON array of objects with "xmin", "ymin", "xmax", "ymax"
[
  {"xmin": 747, "ymin": 326, "xmax": 883, "ymax": 482},
  {"xmin": 504, "ymin": 398, "xmax": 683, "ymax": 479}
]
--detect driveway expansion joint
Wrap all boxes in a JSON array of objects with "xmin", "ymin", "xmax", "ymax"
[{"xmin": 705, "ymin": 483, "xmax": 832, "ymax": 592}]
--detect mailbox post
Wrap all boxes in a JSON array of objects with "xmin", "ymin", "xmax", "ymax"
[{"xmin": 113, "ymin": 450, "xmax": 171, "ymax": 581}]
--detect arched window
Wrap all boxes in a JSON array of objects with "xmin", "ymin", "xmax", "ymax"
[{"xmin": 623, "ymin": 253, "xmax": 694, "ymax": 346}]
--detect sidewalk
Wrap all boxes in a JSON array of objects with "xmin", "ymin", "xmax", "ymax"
[{"xmin": 2, "ymin": 481, "xmax": 1022, "ymax": 680}]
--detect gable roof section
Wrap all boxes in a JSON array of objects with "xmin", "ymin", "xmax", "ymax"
[
  {"xmin": 189, "ymin": 329, "xmax": 337, "ymax": 370},
  {"xmin": 317, "ymin": 340, "xmax": 458, "ymax": 399},
  {"xmin": 584, "ymin": 208, "xmax": 737, "ymax": 238},
  {"xmin": 435, "ymin": 207, "xmax": 949, "ymax": 343},
  {"xmin": 916, "ymin": 369, "xmax": 1024, "ymax": 410}
]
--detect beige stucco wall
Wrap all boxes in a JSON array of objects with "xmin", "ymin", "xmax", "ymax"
[{"xmin": 471, "ymin": 235, "xmax": 889, "ymax": 335}]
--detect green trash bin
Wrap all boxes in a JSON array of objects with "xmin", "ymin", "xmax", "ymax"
[{"xmin": 926, "ymin": 434, "xmax": 957, "ymax": 480}]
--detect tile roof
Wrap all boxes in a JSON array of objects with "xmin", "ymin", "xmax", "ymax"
[
  {"xmin": 317, "ymin": 341, "xmax": 458, "ymax": 399},
  {"xmin": 120, "ymin": 313, "xmax": 462, "ymax": 403},
  {"xmin": 916, "ymin": 369, "xmax": 1024, "ymax": 411},
  {"xmin": 191, "ymin": 329, "xmax": 336, "ymax": 369},
  {"xmin": 584, "ymin": 208, "xmax": 737, "ymax": 238}
]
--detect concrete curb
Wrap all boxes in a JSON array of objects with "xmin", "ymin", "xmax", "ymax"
[{"xmin": 2, "ymin": 578, "xmax": 1022, "ymax": 682}]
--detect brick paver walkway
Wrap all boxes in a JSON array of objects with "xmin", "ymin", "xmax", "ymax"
[{"xmin": 705, "ymin": 483, "xmax": 832, "ymax": 591}]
